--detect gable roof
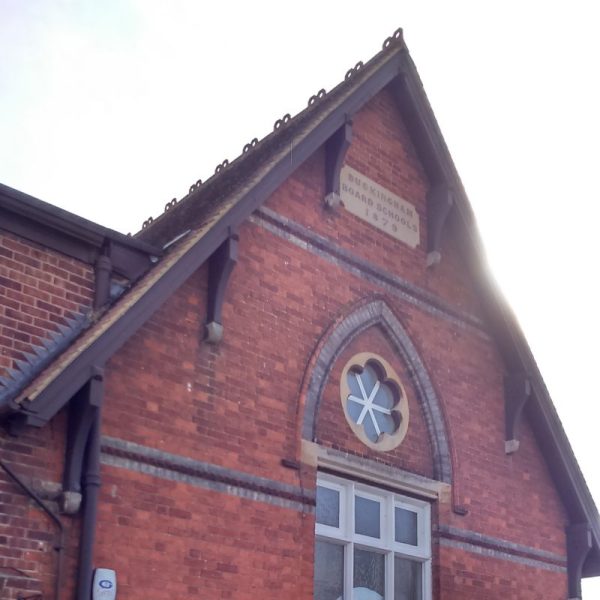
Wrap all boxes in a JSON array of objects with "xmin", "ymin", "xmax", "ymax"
[{"xmin": 1, "ymin": 28, "xmax": 598, "ymax": 574}]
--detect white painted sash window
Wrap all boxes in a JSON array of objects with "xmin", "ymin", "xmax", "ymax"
[{"xmin": 314, "ymin": 473, "xmax": 431, "ymax": 600}]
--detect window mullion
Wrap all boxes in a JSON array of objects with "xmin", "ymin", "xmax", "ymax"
[
  {"xmin": 345, "ymin": 541, "xmax": 354, "ymax": 600},
  {"xmin": 423, "ymin": 557, "xmax": 432, "ymax": 600},
  {"xmin": 385, "ymin": 550, "xmax": 394, "ymax": 600},
  {"xmin": 345, "ymin": 480, "xmax": 354, "ymax": 600},
  {"xmin": 385, "ymin": 494, "xmax": 393, "ymax": 600}
]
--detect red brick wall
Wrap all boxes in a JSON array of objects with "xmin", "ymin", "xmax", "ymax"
[
  {"xmin": 0, "ymin": 230, "xmax": 92, "ymax": 599},
  {"xmin": 263, "ymin": 85, "xmax": 568, "ymax": 555},
  {"xmin": 95, "ymin": 210, "xmax": 567, "ymax": 597},
  {"xmin": 0, "ymin": 230, "xmax": 94, "ymax": 377},
  {"xmin": 407, "ymin": 304, "xmax": 568, "ymax": 555},
  {"xmin": 95, "ymin": 465, "xmax": 315, "ymax": 599},
  {"xmin": 0, "ymin": 415, "xmax": 78, "ymax": 600},
  {"xmin": 265, "ymin": 87, "xmax": 483, "ymax": 317},
  {"xmin": 102, "ymin": 263, "xmax": 303, "ymax": 487},
  {"xmin": 0, "ymin": 85, "xmax": 572, "ymax": 599},
  {"xmin": 438, "ymin": 545, "xmax": 567, "ymax": 599}
]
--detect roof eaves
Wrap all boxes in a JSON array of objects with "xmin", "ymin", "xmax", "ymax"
[{"xmin": 0, "ymin": 183, "xmax": 161, "ymax": 256}]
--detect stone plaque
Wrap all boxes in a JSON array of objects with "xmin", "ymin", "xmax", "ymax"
[{"xmin": 340, "ymin": 166, "xmax": 420, "ymax": 248}]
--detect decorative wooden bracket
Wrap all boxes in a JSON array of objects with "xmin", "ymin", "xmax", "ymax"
[
  {"xmin": 426, "ymin": 183, "xmax": 454, "ymax": 267},
  {"xmin": 567, "ymin": 523, "xmax": 593, "ymax": 599},
  {"xmin": 205, "ymin": 234, "xmax": 239, "ymax": 344},
  {"xmin": 324, "ymin": 118, "xmax": 353, "ymax": 209},
  {"xmin": 504, "ymin": 373, "xmax": 531, "ymax": 454}
]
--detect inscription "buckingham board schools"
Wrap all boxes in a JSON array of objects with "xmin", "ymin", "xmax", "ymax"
[{"xmin": 340, "ymin": 166, "xmax": 420, "ymax": 248}]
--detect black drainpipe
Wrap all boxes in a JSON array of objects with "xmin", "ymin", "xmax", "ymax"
[
  {"xmin": 75, "ymin": 369, "xmax": 104, "ymax": 600},
  {"xmin": 0, "ymin": 459, "xmax": 65, "ymax": 600}
]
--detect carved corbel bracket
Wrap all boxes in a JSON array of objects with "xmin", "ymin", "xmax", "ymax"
[
  {"xmin": 324, "ymin": 118, "xmax": 353, "ymax": 209},
  {"xmin": 205, "ymin": 234, "xmax": 239, "ymax": 344},
  {"xmin": 504, "ymin": 373, "xmax": 531, "ymax": 454},
  {"xmin": 426, "ymin": 183, "xmax": 454, "ymax": 267},
  {"xmin": 567, "ymin": 523, "xmax": 593, "ymax": 599}
]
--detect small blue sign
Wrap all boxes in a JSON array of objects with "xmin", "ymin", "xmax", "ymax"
[{"xmin": 99, "ymin": 580, "xmax": 113, "ymax": 589}]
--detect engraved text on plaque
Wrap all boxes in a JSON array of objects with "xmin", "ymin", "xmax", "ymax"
[{"xmin": 340, "ymin": 166, "xmax": 420, "ymax": 248}]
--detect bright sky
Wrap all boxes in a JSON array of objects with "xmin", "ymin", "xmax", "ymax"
[{"xmin": 2, "ymin": 0, "xmax": 599, "ymax": 593}]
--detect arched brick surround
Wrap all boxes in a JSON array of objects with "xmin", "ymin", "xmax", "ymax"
[{"xmin": 301, "ymin": 299, "xmax": 452, "ymax": 483}]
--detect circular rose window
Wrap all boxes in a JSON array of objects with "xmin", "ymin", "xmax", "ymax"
[{"xmin": 340, "ymin": 353, "xmax": 409, "ymax": 451}]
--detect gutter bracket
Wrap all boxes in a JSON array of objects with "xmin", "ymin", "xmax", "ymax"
[
  {"xmin": 204, "ymin": 233, "xmax": 239, "ymax": 344},
  {"xmin": 324, "ymin": 118, "xmax": 353, "ymax": 209},
  {"xmin": 426, "ymin": 183, "xmax": 453, "ymax": 267},
  {"xmin": 504, "ymin": 373, "xmax": 531, "ymax": 454},
  {"xmin": 567, "ymin": 523, "xmax": 593, "ymax": 599}
]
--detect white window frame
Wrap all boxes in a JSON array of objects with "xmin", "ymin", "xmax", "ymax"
[{"xmin": 315, "ymin": 472, "xmax": 431, "ymax": 600}]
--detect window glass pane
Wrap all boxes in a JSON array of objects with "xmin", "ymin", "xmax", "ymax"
[
  {"xmin": 353, "ymin": 548, "xmax": 385, "ymax": 599},
  {"xmin": 363, "ymin": 412, "xmax": 378, "ymax": 443},
  {"xmin": 355, "ymin": 496, "xmax": 380, "ymax": 538},
  {"xmin": 373, "ymin": 409, "xmax": 396, "ymax": 437},
  {"xmin": 395, "ymin": 507, "xmax": 418, "ymax": 546},
  {"xmin": 360, "ymin": 364, "xmax": 379, "ymax": 394},
  {"xmin": 316, "ymin": 486, "xmax": 340, "ymax": 527},
  {"xmin": 348, "ymin": 369, "xmax": 363, "ymax": 397},
  {"xmin": 394, "ymin": 557, "xmax": 422, "ymax": 600},
  {"xmin": 314, "ymin": 540, "xmax": 344, "ymax": 600},
  {"xmin": 347, "ymin": 395, "xmax": 364, "ymax": 425},
  {"xmin": 373, "ymin": 380, "xmax": 396, "ymax": 410}
]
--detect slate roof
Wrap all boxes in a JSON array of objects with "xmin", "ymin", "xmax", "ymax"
[
  {"xmin": 1, "ymin": 28, "xmax": 599, "ymax": 574},
  {"xmin": 0, "ymin": 311, "xmax": 89, "ymax": 406}
]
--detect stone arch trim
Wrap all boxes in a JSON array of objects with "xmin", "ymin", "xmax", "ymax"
[{"xmin": 301, "ymin": 299, "xmax": 453, "ymax": 484}]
